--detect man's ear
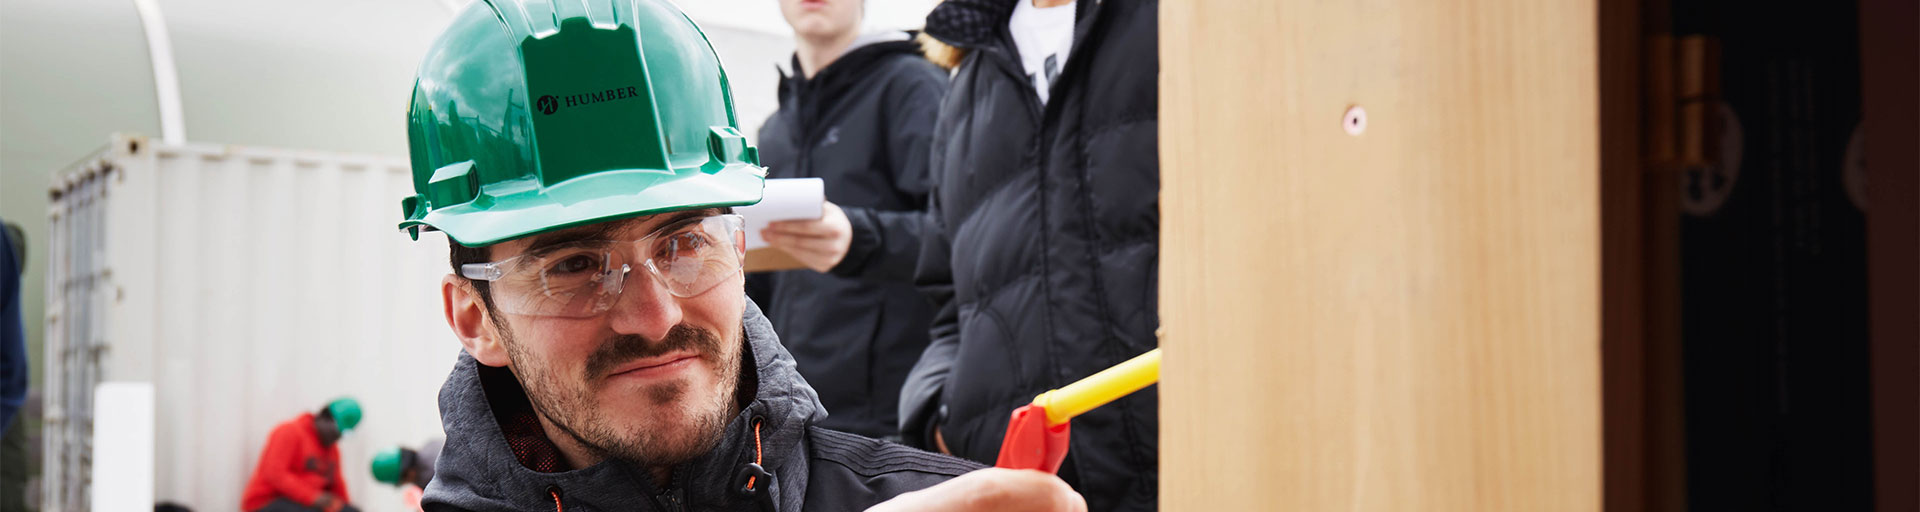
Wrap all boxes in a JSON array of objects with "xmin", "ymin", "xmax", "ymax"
[{"xmin": 443, "ymin": 275, "xmax": 511, "ymax": 367}]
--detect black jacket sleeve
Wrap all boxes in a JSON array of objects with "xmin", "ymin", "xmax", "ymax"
[
  {"xmin": 829, "ymin": 65, "xmax": 947, "ymax": 283},
  {"xmin": 804, "ymin": 427, "xmax": 982, "ymax": 510},
  {"xmin": 0, "ymin": 221, "xmax": 23, "ymax": 431}
]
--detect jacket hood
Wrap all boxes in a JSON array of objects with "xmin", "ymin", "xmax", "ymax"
[
  {"xmin": 777, "ymin": 32, "xmax": 924, "ymax": 111},
  {"xmin": 424, "ymin": 299, "xmax": 826, "ymax": 511}
]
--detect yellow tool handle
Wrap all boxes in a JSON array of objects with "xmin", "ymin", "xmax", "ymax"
[{"xmin": 1032, "ymin": 348, "xmax": 1162, "ymax": 426}]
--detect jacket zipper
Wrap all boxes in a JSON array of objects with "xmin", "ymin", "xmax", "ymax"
[
  {"xmin": 652, "ymin": 468, "xmax": 688, "ymax": 512},
  {"xmin": 659, "ymin": 489, "xmax": 685, "ymax": 512}
]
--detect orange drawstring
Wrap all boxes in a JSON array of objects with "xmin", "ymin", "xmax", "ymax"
[
  {"xmin": 550, "ymin": 489, "xmax": 563, "ymax": 512},
  {"xmin": 745, "ymin": 419, "xmax": 765, "ymax": 488}
]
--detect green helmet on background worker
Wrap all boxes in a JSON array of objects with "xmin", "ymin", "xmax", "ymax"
[
  {"xmin": 369, "ymin": 447, "xmax": 408, "ymax": 485},
  {"xmin": 325, "ymin": 397, "xmax": 361, "ymax": 432},
  {"xmin": 398, "ymin": 0, "xmax": 766, "ymax": 245}
]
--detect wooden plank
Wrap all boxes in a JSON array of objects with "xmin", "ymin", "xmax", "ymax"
[{"xmin": 1158, "ymin": 0, "xmax": 1601, "ymax": 510}]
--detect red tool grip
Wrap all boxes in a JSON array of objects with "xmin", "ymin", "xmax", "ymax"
[{"xmin": 993, "ymin": 404, "xmax": 1070, "ymax": 473}]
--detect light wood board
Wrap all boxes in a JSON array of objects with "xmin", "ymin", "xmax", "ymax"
[{"xmin": 1158, "ymin": 0, "xmax": 1601, "ymax": 509}]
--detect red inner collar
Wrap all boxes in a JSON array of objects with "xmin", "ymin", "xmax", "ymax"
[{"xmin": 479, "ymin": 363, "xmax": 571, "ymax": 473}]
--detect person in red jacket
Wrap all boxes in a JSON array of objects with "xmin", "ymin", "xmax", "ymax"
[{"xmin": 241, "ymin": 397, "xmax": 363, "ymax": 512}]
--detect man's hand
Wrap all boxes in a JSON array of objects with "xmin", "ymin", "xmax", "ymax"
[
  {"xmin": 864, "ymin": 468, "xmax": 1087, "ymax": 512},
  {"xmin": 761, "ymin": 201, "xmax": 853, "ymax": 273}
]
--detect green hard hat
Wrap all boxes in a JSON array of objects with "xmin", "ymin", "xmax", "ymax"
[
  {"xmin": 399, "ymin": 0, "xmax": 767, "ymax": 247},
  {"xmin": 326, "ymin": 398, "xmax": 362, "ymax": 433},
  {"xmin": 370, "ymin": 447, "xmax": 406, "ymax": 485}
]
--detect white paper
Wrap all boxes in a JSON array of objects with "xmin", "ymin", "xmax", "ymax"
[{"xmin": 737, "ymin": 178, "xmax": 826, "ymax": 250}]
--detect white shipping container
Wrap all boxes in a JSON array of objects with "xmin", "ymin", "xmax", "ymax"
[{"xmin": 44, "ymin": 135, "xmax": 461, "ymax": 512}]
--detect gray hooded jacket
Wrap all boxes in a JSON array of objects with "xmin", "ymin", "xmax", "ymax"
[{"xmin": 423, "ymin": 301, "xmax": 980, "ymax": 512}]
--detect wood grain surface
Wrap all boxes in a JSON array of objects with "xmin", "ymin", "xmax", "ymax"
[{"xmin": 1158, "ymin": 0, "xmax": 1601, "ymax": 509}]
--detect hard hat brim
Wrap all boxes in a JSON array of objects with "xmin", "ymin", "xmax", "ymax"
[{"xmin": 402, "ymin": 162, "xmax": 766, "ymax": 247}]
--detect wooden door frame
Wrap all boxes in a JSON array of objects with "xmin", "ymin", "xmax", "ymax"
[
  {"xmin": 1598, "ymin": 0, "xmax": 1647, "ymax": 508},
  {"xmin": 1601, "ymin": 0, "xmax": 1689, "ymax": 509},
  {"xmin": 1862, "ymin": 0, "xmax": 1919, "ymax": 509}
]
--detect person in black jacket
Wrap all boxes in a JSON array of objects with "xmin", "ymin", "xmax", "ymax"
[
  {"xmin": 900, "ymin": 1, "xmax": 1162, "ymax": 511},
  {"xmin": 0, "ymin": 220, "xmax": 23, "ymax": 436},
  {"xmin": 752, "ymin": 0, "xmax": 950, "ymax": 441}
]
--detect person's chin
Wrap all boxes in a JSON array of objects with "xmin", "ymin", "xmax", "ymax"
[
  {"xmin": 599, "ymin": 392, "xmax": 688, "ymax": 432},
  {"xmin": 798, "ymin": 20, "xmax": 842, "ymax": 37}
]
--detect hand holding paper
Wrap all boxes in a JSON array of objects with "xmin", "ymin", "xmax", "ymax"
[
  {"xmin": 763, "ymin": 201, "xmax": 853, "ymax": 273},
  {"xmin": 737, "ymin": 178, "xmax": 836, "ymax": 272},
  {"xmin": 737, "ymin": 178, "xmax": 827, "ymax": 250}
]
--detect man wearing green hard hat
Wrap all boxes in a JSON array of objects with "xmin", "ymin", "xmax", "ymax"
[
  {"xmin": 241, "ymin": 397, "xmax": 363, "ymax": 512},
  {"xmin": 401, "ymin": 1, "xmax": 1081, "ymax": 511},
  {"xmin": 370, "ymin": 440, "xmax": 440, "ymax": 512}
]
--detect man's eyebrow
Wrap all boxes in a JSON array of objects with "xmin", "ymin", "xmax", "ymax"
[
  {"xmin": 639, "ymin": 209, "xmax": 714, "ymax": 236},
  {"xmin": 522, "ymin": 223, "xmax": 623, "ymax": 254},
  {"xmin": 521, "ymin": 209, "xmax": 716, "ymax": 254}
]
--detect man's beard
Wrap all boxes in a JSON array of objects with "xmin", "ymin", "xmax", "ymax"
[{"xmin": 501, "ymin": 322, "xmax": 743, "ymax": 467}]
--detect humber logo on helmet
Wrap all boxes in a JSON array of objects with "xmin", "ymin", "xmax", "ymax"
[{"xmin": 538, "ymin": 85, "xmax": 643, "ymax": 115}]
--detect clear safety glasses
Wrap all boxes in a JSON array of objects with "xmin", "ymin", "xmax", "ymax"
[{"xmin": 459, "ymin": 214, "xmax": 746, "ymax": 318}]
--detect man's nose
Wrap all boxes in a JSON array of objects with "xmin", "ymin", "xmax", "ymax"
[{"xmin": 604, "ymin": 268, "xmax": 683, "ymax": 341}]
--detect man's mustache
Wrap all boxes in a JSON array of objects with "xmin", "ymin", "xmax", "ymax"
[{"xmin": 583, "ymin": 324, "xmax": 724, "ymax": 381}]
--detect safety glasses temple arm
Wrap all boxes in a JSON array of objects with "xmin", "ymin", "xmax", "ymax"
[{"xmin": 459, "ymin": 262, "xmax": 505, "ymax": 281}]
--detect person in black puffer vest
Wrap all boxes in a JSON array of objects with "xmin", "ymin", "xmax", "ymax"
[
  {"xmin": 900, "ymin": 1, "xmax": 1162, "ymax": 511},
  {"xmin": 749, "ymin": 0, "xmax": 950, "ymax": 442}
]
